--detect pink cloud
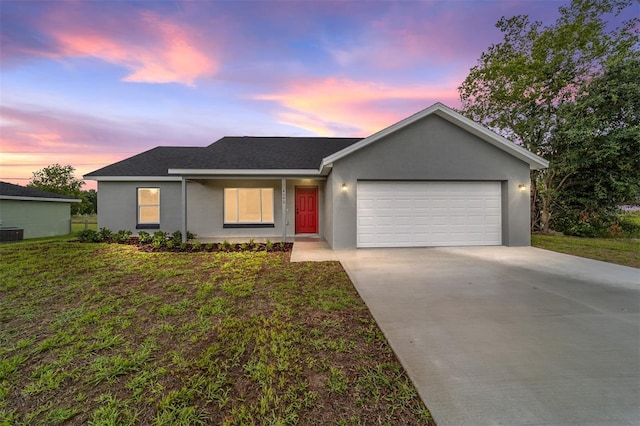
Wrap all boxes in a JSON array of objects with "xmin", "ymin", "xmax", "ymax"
[
  {"xmin": 0, "ymin": 105, "xmax": 214, "ymax": 189},
  {"xmin": 45, "ymin": 11, "xmax": 217, "ymax": 86},
  {"xmin": 255, "ymin": 77, "xmax": 461, "ymax": 136}
]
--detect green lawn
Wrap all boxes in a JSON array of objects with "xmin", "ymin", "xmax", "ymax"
[
  {"xmin": 71, "ymin": 215, "xmax": 98, "ymax": 233},
  {"xmin": 532, "ymin": 234, "xmax": 640, "ymax": 268},
  {"xmin": 621, "ymin": 212, "xmax": 640, "ymax": 227},
  {"xmin": 0, "ymin": 240, "xmax": 433, "ymax": 425}
]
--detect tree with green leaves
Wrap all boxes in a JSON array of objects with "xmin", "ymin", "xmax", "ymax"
[
  {"xmin": 81, "ymin": 189, "xmax": 98, "ymax": 215},
  {"xmin": 458, "ymin": 0, "xmax": 639, "ymax": 233},
  {"xmin": 28, "ymin": 164, "xmax": 86, "ymax": 215},
  {"xmin": 551, "ymin": 57, "xmax": 640, "ymax": 235}
]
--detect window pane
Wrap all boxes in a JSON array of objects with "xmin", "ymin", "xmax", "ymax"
[
  {"xmin": 138, "ymin": 188, "xmax": 159, "ymax": 224},
  {"xmin": 139, "ymin": 188, "xmax": 159, "ymax": 204},
  {"xmin": 224, "ymin": 188, "xmax": 274, "ymax": 224},
  {"xmin": 139, "ymin": 206, "xmax": 159, "ymax": 223},
  {"xmin": 224, "ymin": 189, "xmax": 238, "ymax": 223},
  {"xmin": 261, "ymin": 189, "xmax": 274, "ymax": 223},
  {"xmin": 239, "ymin": 189, "xmax": 261, "ymax": 222}
]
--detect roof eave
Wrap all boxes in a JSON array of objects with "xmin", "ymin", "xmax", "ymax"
[
  {"xmin": 0, "ymin": 195, "xmax": 82, "ymax": 203},
  {"xmin": 84, "ymin": 176, "xmax": 182, "ymax": 182},
  {"xmin": 167, "ymin": 169, "xmax": 323, "ymax": 176}
]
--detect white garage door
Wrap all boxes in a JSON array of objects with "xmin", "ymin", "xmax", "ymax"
[{"xmin": 357, "ymin": 181, "xmax": 502, "ymax": 248}]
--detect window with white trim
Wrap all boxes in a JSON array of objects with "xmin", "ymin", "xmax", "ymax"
[
  {"xmin": 224, "ymin": 188, "xmax": 274, "ymax": 225},
  {"xmin": 137, "ymin": 188, "xmax": 160, "ymax": 225}
]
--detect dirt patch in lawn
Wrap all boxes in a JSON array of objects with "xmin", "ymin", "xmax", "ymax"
[{"xmin": 0, "ymin": 241, "xmax": 434, "ymax": 425}]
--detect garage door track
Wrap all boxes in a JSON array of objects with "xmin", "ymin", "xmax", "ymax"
[{"xmin": 337, "ymin": 247, "xmax": 640, "ymax": 426}]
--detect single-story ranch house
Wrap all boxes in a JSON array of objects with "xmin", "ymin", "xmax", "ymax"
[
  {"xmin": 0, "ymin": 181, "xmax": 81, "ymax": 240},
  {"xmin": 84, "ymin": 103, "xmax": 548, "ymax": 249}
]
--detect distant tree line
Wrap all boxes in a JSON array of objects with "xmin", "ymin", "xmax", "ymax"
[{"xmin": 28, "ymin": 164, "xmax": 97, "ymax": 215}]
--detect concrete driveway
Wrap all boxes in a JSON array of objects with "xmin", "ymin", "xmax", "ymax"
[{"xmin": 336, "ymin": 247, "xmax": 640, "ymax": 426}]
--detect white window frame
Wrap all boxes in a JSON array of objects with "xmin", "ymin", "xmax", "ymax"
[
  {"xmin": 137, "ymin": 187, "xmax": 160, "ymax": 225},
  {"xmin": 224, "ymin": 188, "xmax": 274, "ymax": 225}
]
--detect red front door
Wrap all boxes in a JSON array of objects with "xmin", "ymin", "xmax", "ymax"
[{"xmin": 295, "ymin": 187, "xmax": 318, "ymax": 234}]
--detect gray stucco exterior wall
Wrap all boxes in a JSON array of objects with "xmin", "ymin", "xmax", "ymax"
[
  {"xmin": 97, "ymin": 178, "xmax": 327, "ymax": 240},
  {"xmin": 186, "ymin": 178, "xmax": 325, "ymax": 240},
  {"xmin": 97, "ymin": 181, "xmax": 183, "ymax": 233},
  {"xmin": 326, "ymin": 114, "xmax": 532, "ymax": 249},
  {"xmin": 0, "ymin": 199, "xmax": 72, "ymax": 238}
]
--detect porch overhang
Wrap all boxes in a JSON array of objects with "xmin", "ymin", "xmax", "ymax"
[{"xmin": 168, "ymin": 168, "xmax": 323, "ymax": 176}]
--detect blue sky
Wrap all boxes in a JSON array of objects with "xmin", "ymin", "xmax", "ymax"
[{"xmin": 1, "ymin": 0, "xmax": 634, "ymax": 189}]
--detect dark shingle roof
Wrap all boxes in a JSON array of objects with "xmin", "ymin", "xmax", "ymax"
[
  {"xmin": 84, "ymin": 147, "xmax": 204, "ymax": 177},
  {"xmin": 84, "ymin": 137, "xmax": 362, "ymax": 177},
  {"xmin": 0, "ymin": 181, "xmax": 77, "ymax": 200},
  {"xmin": 198, "ymin": 137, "xmax": 362, "ymax": 169}
]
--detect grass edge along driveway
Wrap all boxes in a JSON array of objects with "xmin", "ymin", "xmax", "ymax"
[
  {"xmin": 0, "ymin": 240, "xmax": 434, "ymax": 425},
  {"xmin": 532, "ymin": 234, "xmax": 640, "ymax": 268}
]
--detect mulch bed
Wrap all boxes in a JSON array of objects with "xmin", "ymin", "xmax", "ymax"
[{"xmin": 87, "ymin": 237, "xmax": 294, "ymax": 253}]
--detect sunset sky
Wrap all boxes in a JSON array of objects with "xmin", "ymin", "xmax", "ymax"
[{"xmin": 1, "ymin": 0, "xmax": 635, "ymax": 190}]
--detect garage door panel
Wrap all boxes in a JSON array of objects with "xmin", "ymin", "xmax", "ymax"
[
  {"xmin": 450, "ymin": 216, "xmax": 467, "ymax": 225},
  {"xmin": 412, "ymin": 217, "xmax": 431, "ymax": 225},
  {"xmin": 485, "ymin": 216, "xmax": 501, "ymax": 225},
  {"xmin": 357, "ymin": 181, "xmax": 502, "ymax": 247}
]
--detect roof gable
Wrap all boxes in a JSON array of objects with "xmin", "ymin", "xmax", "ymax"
[{"xmin": 321, "ymin": 103, "xmax": 548, "ymax": 171}]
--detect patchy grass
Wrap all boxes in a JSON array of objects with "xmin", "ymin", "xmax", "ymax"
[
  {"xmin": 620, "ymin": 211, "xmax": 640, "ymax": 229},
  {"xmin": 532, "ymin": 234, "xmax": 640, "ymax": 268},
  {"xmin": 71, "ymin": 223, "xmax": 97, "ymax": 233},
  {"xmin": 71, "ymin": 215, "xmax": 98, "ymax": 233},
  {"xmin": 0, "ymin": 239, "xmax": 433, "ymax": 425}
]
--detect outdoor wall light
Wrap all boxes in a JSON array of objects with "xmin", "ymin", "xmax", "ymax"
[
  {"xmin": 518, "ymin": 184, "xmax": 527, "ymax": 191},
  {"xmin": 342, "ymin": 183, "xmax": 348, "ymax": 191}
]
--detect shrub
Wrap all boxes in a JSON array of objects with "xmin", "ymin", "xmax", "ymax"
[
  {"xmin": 78, "ymin": 229, "xmax": 101, "ymax": 243},
  {"xmin": 265, "ymin": 240, "xmax": 273, "ymax": 251},
  {"xmin": 552, "ymin": 210, "xmax": 612, "ymax": 238},
  {"xmin": 171, "ymin": 230, "xmax": 183, "ymax": 246},
  {"xmin": 152, "ymin": 231, "xmax": 167, "ymax": 249},
  {"xmin": 186, "ymin": 231, "xmax": 196, "ymax": 240},
  {"xmin": 138, "ymin": 231, "xmax": 152, "ymax": 244},
  {"xmin": 113, "ymin": 230, "xmax": 133, "ymax": 243},
  {"xmin": 98, "ymin": 227, "xmax": 113, "ymax": 242},
  {"xmin": 218, "ymin": 240, "xmax": 233, "ymax": 252}
]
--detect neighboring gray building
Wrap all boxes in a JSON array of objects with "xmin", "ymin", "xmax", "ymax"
[
  {"xmin": 84, "ymin": 103, "xmax": 548, "ymax": 249},
  {"xmin": 0, "ymin": 182, "xmax": 81, "ymax": 239}
]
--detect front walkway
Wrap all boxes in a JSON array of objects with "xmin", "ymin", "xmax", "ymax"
[{"xmin": 290, "ymin": 238, "xmax": 338, "ymax": 262}]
